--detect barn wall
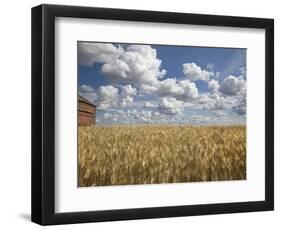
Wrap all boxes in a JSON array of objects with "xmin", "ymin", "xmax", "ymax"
[
  {"xmin": 79, "ymin": 102, "xmax": 95, "ymax": 114},
  {"xmin": 78, "ymin": 100, "xmax": 96, "ymax": 126},
  {"xmin": 78, "ymin": 111, "xmax": 95, "ymax": 126}
]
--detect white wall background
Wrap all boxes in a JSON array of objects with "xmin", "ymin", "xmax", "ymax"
[{"xmin": 0, "ymin": 0, "xmax": 279, "ymax": 229}]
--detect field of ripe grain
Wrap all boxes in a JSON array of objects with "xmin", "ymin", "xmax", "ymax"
[{"xmin": 78, "ymin": 125, "xmax": 246, "ymax": 187}]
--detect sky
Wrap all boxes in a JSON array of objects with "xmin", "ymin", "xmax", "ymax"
[{"xmin": 78, "ymin": 42, "xmax": 246, "ymax": 125}]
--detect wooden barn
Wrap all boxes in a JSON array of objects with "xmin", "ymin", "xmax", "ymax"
[{"xmin": 78, "ymin": 95, "xmax": 96, "ymax": 126}]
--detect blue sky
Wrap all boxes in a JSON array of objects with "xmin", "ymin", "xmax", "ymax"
[{"xmin": 78, "ymin": 42, "xmax": 246, "ymax": 125}]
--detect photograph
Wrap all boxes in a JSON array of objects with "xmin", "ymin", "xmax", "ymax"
[
  {"xmin": 77, "ymin": 42, "xmax": 247, "ymax": 187},
  {"xmin": 31, "ymin": 4, "xmax": 274, "ymax": 225}
]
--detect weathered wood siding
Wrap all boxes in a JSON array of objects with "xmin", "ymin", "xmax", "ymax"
[{"xmin": 78, "ymin": 96, "xmax": 96, "ymax": 126}]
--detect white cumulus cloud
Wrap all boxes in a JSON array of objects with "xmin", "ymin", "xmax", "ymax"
[
  {"xmin": 200, "ymin": 93, "xmax": 237, "ymax": 111},
  {"xmin": 219, "ymin": 75, "xmax": 246, "ymax": 95},
  {"xmin": 79, "ymin": 84, "xmax": 98, "ymax": 103},
  {"xmin": 178, "ymin": 80, "xmax": 199, "ymax": 99},
  {"xmin": 213, "ymin": 110, "xmax": 227, "ymax": 118},
  {"xmin": 232, "ymin": 97, "xmax": 246, "ymax": 115},
  {"xmin": 183, "ymin": 62, "xmax": 214, "ymax": 81},
  {"xmin": 98, "ymin": 84, "xmax": 138, "ymax": 110},
  {"xmin": 157, "ymin": 78, "xmax": 184, "ymax": 97},
  {"xmin": 119, "ymin": 85, "xmax": 137, "ymax": 108},
  {"xmin": 98, "ymin": 85, "xmax": 119, "ymax": 110},
  {"xmin": 197, "ymin": 92, "xmax": 246, "ymax": 116},
  {"xmin": 101, "ymin": 45, "xmax": 166, "ymax": 87},
  {"xmin": 208, "ymin": 79, "xmax": 220, "ymax": 93},
  {"xmin": 120, "ymin": 84, "xmax": 137, "ymax": 97},
  {"xmin": 158, "ymin": 97, "xmax": 184, "ymax": 115},
  {"xmin": 103, "ymin": 112, "xmax": 112, "ymax": 119},
  {"xmin": 78, "ymin": 42, "xmax": 123, "ymax": 66},
  {"xmin": 143, "ymin": 101, "xmax": 156, "ymax": 108},
  {"xmin": 143, "ymin": 78, "xmax": 199, "ymax": 101}
]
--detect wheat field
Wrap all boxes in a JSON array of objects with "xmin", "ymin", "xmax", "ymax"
[{"xmin": 78, "ymin": 125, "xmax": 246, "ymax": 187}]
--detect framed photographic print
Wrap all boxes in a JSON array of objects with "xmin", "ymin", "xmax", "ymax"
[{"xmin": 31, "ymin": 4, "xmax": 274, "ymax": 225}]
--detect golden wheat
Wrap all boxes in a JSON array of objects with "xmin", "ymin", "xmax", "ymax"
[{"xmin": 78, "ymin": 125, "xmax": 246, "ymax": 187}]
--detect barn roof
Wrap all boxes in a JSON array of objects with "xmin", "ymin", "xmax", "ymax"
[{"xmin": 78, "ymin": 95, "xmax": 96, "ymax": 107}]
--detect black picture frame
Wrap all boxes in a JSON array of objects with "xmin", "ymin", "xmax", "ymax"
[{"xmin": 31, "ymin": 4, "xmax": 274, "ymax": 225}]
